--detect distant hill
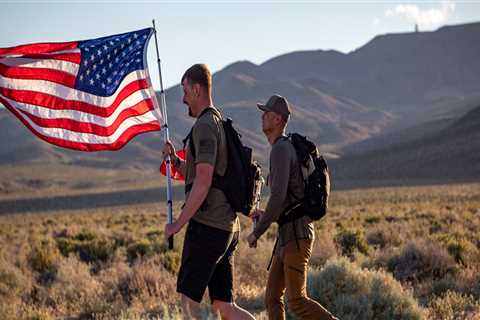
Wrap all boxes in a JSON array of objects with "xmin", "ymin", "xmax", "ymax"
[
  {"xmin": 332, "ymin": 105, "xmax": 480, "ymax": 188},
  {"xmin": 1, "ymin": 22, "xmax": 479, "ymax": 188}
]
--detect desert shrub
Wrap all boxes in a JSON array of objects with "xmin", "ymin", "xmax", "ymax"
[
  {"xmin": 335, "ymin": 229, "xmax": 369, "ymax": 258},
  {"xmin": 162, "ymin": 250, "xmax": 181, "ymax": 274},
  {"xmin": 118, "ymin": 256, "xmax": 177, "ymax": 306},
  {"xmin": 28, "ymin": 240, "xmax": 60, "ymax": 282},
  {"xmin": 19, "ymin": 306, "xmax": 54, "ymax": 320},
  {"xmin": 75, "ymin": 239, "xmax": 114, "ymax": 263},
  {"xmin": 448, "ymin": 267, "xmax": 480, "ymax": 300},
  {"xmin": 431, "ymin": 275, "xmax": 457, "ymax": 297},
  {"xmin": 387, "ymin": 239, "xmax": 457, "ymax": 282},
  {"xmin": 427, "ymin": 290, "xmax": 480, "ymax": 320},
  {"xmin": 126, "ymin": 239, "xmax": 179, "ymax": 273},
  {"xmin": 310, "ymin": 232, "xmax": 338, "ymax": 268},
  {"xmin": 366, "ymin": 227, "xmax": 402, "ymax": 249},
  {"xmin": 127, "ymin": 239, "xmax": 153, "ymax": 263},
  {"xmin": 56, "ymin": 234, "xmax": 115, "ymax": 264},
  {"xmin": 146, "ymin": 229, "xmax": 162, "ymax": 241},
  {"xmin": 364, "ymin": 216, "xmax": 381, "ymax": 225},
  {"xmin": 0, "ymin": 258, "xmax": 30, "ymax": 299},
  {"xmin": 72, "ymin": 229, "xmax": 96, "ymax": 241},
  {"xmin": 307, "ymin": 258, "xmax": 424, "ymax": 320},
  {"xmin": 50, "ymin": 255, "xmax": 106, "ymax": 316},
  {"xmin": 0, "ymin": 303, "xmax": 16, "ymax": 320},
  {"xmin": 435, "ymin": 234, "xmax": 479, "ymax": 266}
]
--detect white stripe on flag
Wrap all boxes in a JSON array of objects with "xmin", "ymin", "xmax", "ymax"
[
  {"xmin": 2, "ymin": 89, "xmax": 153, "ymax": 126},
  {"xmin": 0, "ymin": 57, "xmax": 79, "ymax": 75},
  {"xmin": 16, "ymin": 109, "xmax": 159, "ymax": 144},
  {"xmin": 0, "ymin": 69, "xmax": 150, "ymax": 106}
]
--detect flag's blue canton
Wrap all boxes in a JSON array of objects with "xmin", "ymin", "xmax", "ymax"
[{"xmin": 76, "ymin": 28, "xmax": 152, "ymax": 96}]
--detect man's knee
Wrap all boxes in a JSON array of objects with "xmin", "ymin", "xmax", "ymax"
[
  {"xmin": 265, "ymin": 290, "xmax": 283, "ymax": 311},
  {"xmin": 287, "ymin": 296, "xmax": 306, "ymax": 315}
]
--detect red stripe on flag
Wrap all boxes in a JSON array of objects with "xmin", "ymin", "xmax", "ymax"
[
  {"xmin": 17, "ymin": 99, "xmax": 155, "ymax": 136},
  {"xmin": 0, "ymin": 96, "xmax": 161, "ymax": 151},
  {"xmin": 0, "ymin": 41, "xmax": 78, "ymax": 56},
  {"xmin": 0, "ymin": 63, "xmax": 76, "ymax": 87},
  {"xmin": 19, "ymin": 52, "xmax": 82, "ymax": 64},
  {"xmin": 0, "ymin": 79, "xmax": 150, "ymax": 117}
]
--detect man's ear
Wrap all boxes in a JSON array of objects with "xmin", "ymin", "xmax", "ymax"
[{"xmin": 193, "ymin": 83, "xmax": 201, "ymax": 97}]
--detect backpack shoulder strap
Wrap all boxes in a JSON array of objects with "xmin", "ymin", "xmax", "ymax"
[{"xmin": 182, "ymin": 106, "xmax": 223, "ymax": 158}]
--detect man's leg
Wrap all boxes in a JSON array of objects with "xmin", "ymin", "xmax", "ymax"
[
  {"xmin": 212, "ymin": 300, "xmax": 255, "ymax": 320},
  {"xmin": 284, "ymin": 239, "xmax": 338, "ymax": 320},
  {"xmin": 265, "ymin": 254, "xmax": 286, "ymax": 320},
  {"xmin": 208, "ymin": 232, "xmax": 255, "ymax": 319},
  {"xmin": 177, "ymin": 221, "xmax": 233, "ymax": 317},
  {"xmin": 181, "ymin": 294, "xmax": 202, "ymax": 319}
]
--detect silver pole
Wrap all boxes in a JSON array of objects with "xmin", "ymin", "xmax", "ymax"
[{"xmin": 152, "ymin": 19, "xmax": 174, "ymax": 250}]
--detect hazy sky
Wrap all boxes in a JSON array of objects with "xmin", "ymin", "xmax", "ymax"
[{"xmin": 1, "ymin": 1, "xmax": 479, "ymax": 89}]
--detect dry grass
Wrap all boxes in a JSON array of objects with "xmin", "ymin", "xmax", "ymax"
[{"xmin": 0, "ymin": 182, "xmax": 479, "ymax": 319}]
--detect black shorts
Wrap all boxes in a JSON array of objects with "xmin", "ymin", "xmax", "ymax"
[{"xmin": 177, "ymin": 219, "xmax": 239, "ymax": 303}]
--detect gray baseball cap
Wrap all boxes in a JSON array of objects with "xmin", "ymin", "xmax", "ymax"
[{"xmin": 257, "ymin": 94, "xmax": 291, "ymax": 118}]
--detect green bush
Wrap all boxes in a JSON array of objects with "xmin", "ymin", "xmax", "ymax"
[
  {"xmin": 308, "ymin": 258, "xmax": 425, "ymax": 320},
  {"xmin": 72, "ymin": 230, "xmax": 96, "ymax": 242},
  {"xmin": 162, "ymin": 250, "xmax": 181, "ymax": 274},
  {"xmin": 56, "ymin": 232, "xmax": 115, "ymax": 264},
  {"xmin": 335, "ymin": 229, "xmax": 370, "ymax": 258},
  {"xmin": 127, "ymin": 239, "xmax": 153, "ymax": 262}
]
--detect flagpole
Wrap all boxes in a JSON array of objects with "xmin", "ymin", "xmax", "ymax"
[{"xmin": 152, "ymin": 20, "xmax": 174, "ymax": 250}]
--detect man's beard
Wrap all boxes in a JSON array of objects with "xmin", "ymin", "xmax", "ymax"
[{"xmin": 188, "ymin": 107, "xmax": 193, "ymax": 117}]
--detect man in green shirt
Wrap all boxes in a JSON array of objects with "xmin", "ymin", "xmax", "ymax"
[
  {"xmin": 247, "ymin": 95, "xmax": 338, "ymax": 320},
  {"xmin": 163, "ymin": 64, "xmax": 254, "ymax": 320}
]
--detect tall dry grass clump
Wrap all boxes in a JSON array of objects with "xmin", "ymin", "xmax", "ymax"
[
  {"xmin": 50, "ymin": 254, "xmax": 106, "ymax": 316},
  {"xmin": 426, "ymin": 290, "xmax": 480, "ymax": 320}
]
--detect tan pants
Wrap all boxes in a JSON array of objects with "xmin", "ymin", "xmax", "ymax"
[{"xmin": 265, "ymin": 239, "xmax": 337, "ymax": 320}]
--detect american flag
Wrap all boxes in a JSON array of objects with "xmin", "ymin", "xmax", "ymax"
[{"xmin": 0, "ymin": 28, "xmax": 162, "ymax": 151}]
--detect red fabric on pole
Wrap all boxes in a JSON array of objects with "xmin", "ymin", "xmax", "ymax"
[{"xmin": 160, "ymin": 149, "xmax": 186, "ymax": 181}]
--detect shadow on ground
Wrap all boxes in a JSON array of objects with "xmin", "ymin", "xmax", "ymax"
[{"xmin": 0, "ymin": 185, "xmax": 185, "ymax": 214}]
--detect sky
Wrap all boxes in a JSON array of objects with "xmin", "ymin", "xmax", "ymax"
[{"xmin": 1, "ymin": 1, "xmax": 479, "ymax": 90}]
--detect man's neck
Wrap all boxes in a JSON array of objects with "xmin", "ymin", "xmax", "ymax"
[
  {"xmin": 195, "ymin": 99, "xmax": 214, "ymax": 117},
  {"xmin": 266, "ymin": 130, "xmax": 285, "ymax": 145}
]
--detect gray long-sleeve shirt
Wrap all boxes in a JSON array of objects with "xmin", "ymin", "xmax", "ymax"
[{"xmin": 253, "ymin": 136, "xmax": 314, "ymax": 247}]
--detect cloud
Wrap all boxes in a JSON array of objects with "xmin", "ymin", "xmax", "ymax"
[{"xmin": 384, "ymin": 1, "xmax": 456, "ymax": 27}]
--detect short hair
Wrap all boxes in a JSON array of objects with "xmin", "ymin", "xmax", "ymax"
[{"xmin": 181, "ymin": 64, "xmax": 212, "ymax": 96}]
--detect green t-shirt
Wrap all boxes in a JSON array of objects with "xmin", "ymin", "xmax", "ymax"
[{"xmin": 185, "ymin": 106, "xmax": 240, "ymax": 232}]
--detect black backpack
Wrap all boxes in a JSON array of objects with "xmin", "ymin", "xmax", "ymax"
[
  {"xmin": 184, "ymin": 107, "xmax": 262, "ymax": 216},
  {"xmin": 277, "ymin": 133, "xmax": 330, "ymax": 226}
]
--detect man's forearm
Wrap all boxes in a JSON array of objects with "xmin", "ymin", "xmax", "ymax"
[
  {"xmin": 172, "ymin": 155, "xmax": 186, "ymax": 177},
  {"xmin": 253, "ymin": 193, "xmax": 285, "ymax": 239},
  {"xmin": 176, "ymin": 171, "xmax": 211, "ymax": 229}
]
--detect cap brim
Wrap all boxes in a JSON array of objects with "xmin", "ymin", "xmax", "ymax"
[{"xmin": 257, "ymin": 103, "xmax": 269, "ymax": 112}]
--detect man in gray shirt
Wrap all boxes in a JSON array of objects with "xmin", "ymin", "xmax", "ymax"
[{"xmin": 247, "ymin": 95, "xmax": 337, "ymax": 320}]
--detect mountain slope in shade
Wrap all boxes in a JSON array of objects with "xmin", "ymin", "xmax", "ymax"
[{"xmin": 331, "ymin": 105, "xmax": 480, "ymax": 188}]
